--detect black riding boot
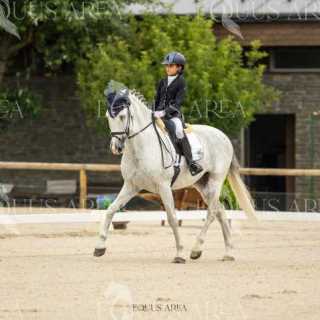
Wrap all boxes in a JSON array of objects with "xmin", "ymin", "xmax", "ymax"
[{"xmin": 179, "ymin": 135, "xmax": 203, "ymax": 176}]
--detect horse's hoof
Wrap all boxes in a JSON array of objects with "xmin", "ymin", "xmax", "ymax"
[
  {"xmin": 172, "ymin": 257, "xmax": 186, "ymax": 264},
  {"xmin": 93, "ymin": 248, "xmax": 106, "ymax": 257},
  {"xmin": 190, "ymin": 251, "xmax": 202, "ymax": 260},
  {"xmin": 222, "ymin": 255, "xmax": 235, "ymax": 261}
]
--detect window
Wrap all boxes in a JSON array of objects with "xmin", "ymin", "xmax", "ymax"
[{"xmin": 271, "ymin": 47, "xmax": 320, "ymax": 72}]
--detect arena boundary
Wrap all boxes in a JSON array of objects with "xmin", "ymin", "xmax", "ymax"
[{"xmin": 0, "ymin": 210, "xmax": 320, "ymax": 225}]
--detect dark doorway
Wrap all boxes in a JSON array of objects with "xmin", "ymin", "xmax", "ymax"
[{"xmin": 244, "ymin": 114, "xmax": 295, "ymax": 210}]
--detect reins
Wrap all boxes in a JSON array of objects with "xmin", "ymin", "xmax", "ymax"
[
  {"xmin": 110, "ymin": 107, "xmax": 153, "ymax": 140},
  {"xmin": 152, "ymin": 115, "xmax": 175, "ymax": 169},
  {"xmin": 109, "ymin": 102, "xmax": 175, "ymax": 169}
]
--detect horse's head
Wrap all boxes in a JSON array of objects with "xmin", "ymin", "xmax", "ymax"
[
  {"xmin": 104, "ymin": 81, "xmax": 151, "ymax": 155},
  {"xmin": 104, "ymin": 82, "xmax": 131, "ymax": 155}
]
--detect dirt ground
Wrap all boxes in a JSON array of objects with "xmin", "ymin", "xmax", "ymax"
[{"xmin": 0, "ymin": 218, "xmax": 320, "ymax": 320}]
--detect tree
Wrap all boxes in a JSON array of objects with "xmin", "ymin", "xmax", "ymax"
[
  {"xmin": 0, "ymin": 0, "xmax": 155, "ymax": 84},
  {"xmin": 77, "ymin": 13, "xmax": 280, "ymax": 136}
]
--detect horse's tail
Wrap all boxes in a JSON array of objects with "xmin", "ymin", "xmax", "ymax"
[{"xmin": 227, "ymin": 153, "xmax": 257, "ymax": 221}]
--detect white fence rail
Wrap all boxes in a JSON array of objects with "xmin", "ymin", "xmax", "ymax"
[{"xmin": 1, "ymin": 210, "xmax": 320, "ymax": 225}]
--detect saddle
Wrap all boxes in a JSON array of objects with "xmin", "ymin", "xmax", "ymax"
[
  {"xmin": 155, "ymin": 118, "xmax": 192, "ymax": 134},
  {"xmin": 155, "ymin": 118, "xmax": 203, "ymax": 160}
]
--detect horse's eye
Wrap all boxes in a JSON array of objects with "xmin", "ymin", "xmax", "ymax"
[{"xmin": 119, "ymin": 114, "xmax": 126, "ymax": 121}]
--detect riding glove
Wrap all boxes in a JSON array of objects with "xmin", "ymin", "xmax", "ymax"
[{"xmin": 154, "ymin": 110, "xmax": 166, "ymax": 118}]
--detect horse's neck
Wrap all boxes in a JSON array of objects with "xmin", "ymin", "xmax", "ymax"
[
  {"xmin": 129, "ymin": 94, "xmax": 152, "ymax": 131},
  {"xmin": 127, "ymin": 94, "xmax": 154, "ymax": 150}
]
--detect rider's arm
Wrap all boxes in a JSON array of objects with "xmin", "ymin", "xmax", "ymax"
[
  {"xmin": 174, "ymin": 77, "xmax": 186, "ymax": 109},
  {"xmin": 154, "ymin": 79, "xmax": 164, "ymax": 111},
  {"xmin": 168, "ymin": 76, "xmax": 186, "ymax": 114}
]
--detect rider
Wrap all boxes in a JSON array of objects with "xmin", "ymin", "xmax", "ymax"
[{"xmin": 154, "ymin": 52, "xmax": 203, "ymax": 176}]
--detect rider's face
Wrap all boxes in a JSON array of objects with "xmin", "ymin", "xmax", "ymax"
[{"xmin": 165, "ymin": 64, "xmax": 180, "ymax": 76}]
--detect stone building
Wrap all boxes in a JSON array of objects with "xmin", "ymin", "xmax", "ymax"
[{"xmin": 211, "ymin": 1, "xmax": 320, "ymax": 210}]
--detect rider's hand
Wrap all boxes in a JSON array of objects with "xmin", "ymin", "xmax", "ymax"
[{"xmin": 154, "ymin": 110, "xmax": 166, "ymax": 118}]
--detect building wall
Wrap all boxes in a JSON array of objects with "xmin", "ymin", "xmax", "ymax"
[
  {"xmin": 214, "ymin": 20, "xmax": 320, "ymax": 208},
  {"xmin": 214, "ymin": 21, "xmax": 320, "ymax": 46},
  {"xmin": 0, "ymin": 76, "xmax": 122, "ymax": 193},
  {"xmin": 255, "ymin": 72, "xmax": 320, "ymax": 205}
]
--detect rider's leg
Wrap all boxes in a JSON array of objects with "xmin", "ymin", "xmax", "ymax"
[
  {"xmin": 163, "ymin": 119, "xmax": 180, "ymax": 154},
  {"xmin": 170, "ymin": 117, "xmax": 203, "ymax": 176}
]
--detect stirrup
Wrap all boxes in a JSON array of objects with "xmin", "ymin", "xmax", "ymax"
[{"xmin": 189, "ymin": 162, "xmax": 203, "ymax": 176}]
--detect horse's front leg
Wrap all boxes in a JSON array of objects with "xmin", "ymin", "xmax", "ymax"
[
  {"xmin": 158, "ymin": 184, "xmax": 186, "ymax": 264},
  {"xmin": 93, "ymin": 182, "xmax": 139, "ymax": 257}
]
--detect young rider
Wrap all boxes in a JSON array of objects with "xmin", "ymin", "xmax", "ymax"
[{"xmin": 154, "ymin": 52, "xmax": 203, "ymax": 176}]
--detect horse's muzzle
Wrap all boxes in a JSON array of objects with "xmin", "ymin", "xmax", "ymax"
[{"xmin": 110, "ymin": 137, "xmax": 125, "ymax": 155}]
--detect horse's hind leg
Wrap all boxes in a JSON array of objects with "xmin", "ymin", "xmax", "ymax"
[
  {"xmin": 216, "ymin": 203, "xmax": 234, "ymax": 261},
  {"xmin": 94, "ymin": 182, "xmax": 139, "ymax": 257},
  {"xmin": 190, "ymin": 174, "xmax": 234, "ymax": 261}
]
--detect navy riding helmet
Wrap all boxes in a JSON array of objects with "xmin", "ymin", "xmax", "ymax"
[{"xmin": 162, "ymin": 52, "xmax": 186, "ymax": 70}]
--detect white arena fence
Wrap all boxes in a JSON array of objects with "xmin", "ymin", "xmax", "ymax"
[{"xmin": 1, "ymin": 209, "xmax": 320, "ymax": 225}]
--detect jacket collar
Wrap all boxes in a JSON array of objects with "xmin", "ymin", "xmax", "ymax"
[{"xmin": 165, "ymin": 73, "xmax": 181, "ymax": 88}]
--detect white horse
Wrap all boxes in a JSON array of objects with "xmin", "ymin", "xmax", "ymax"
[{"xmin": 94, "ymin": 87, "xmax": 256, "ymax": 263}]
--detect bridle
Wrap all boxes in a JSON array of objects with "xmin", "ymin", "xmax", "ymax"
[{"xmin": 109, "ymin": 105, "xmax": 153, "ymax": 141}]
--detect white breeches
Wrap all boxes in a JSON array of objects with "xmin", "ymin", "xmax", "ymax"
[{"xmin": 169, "ymin": 117, "xmax": 184, "ymax": 139}]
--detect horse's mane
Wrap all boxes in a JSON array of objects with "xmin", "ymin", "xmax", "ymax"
[{"xmin": 129, "ymin": 89, "xmax": 151, "ymax": 109}]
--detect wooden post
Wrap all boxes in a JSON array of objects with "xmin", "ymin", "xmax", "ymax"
[{"xmin": 79, "ymin": 169, "xmax": 87, "ymax": 209}]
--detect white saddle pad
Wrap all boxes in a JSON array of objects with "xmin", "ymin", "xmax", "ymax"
[
  {"xmin": 186, "ymin": 132, "xmax": 204, "ymax": 161},
  {"xmin": 155, "ymin": 119, "xmax": 204, "ymax": 162}
]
